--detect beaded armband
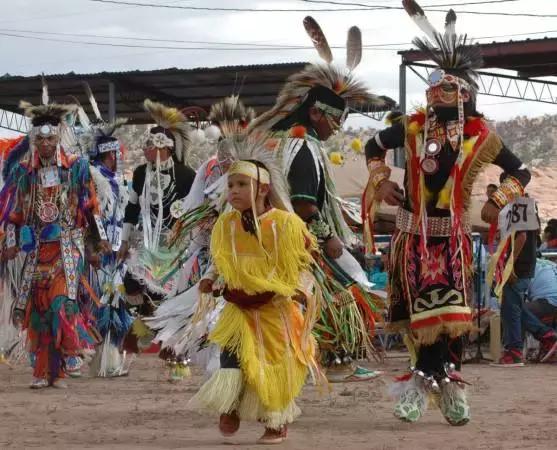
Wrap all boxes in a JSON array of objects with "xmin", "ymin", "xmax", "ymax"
[
  {"xmin": 490, "ymin": 175, "xmax": 524, "ymax": 209},
  {"xmin": 307, "ymin": 213, "xmax": 333, "ymax": 244}
]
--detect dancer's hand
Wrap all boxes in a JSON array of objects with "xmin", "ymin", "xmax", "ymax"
[
  {"xmin": 99, "ymin": 240, "xmax": 112, "ymax": 255},
  {"xmin": 117, "ymin": 241, "xmax": 130, "ymax": 262},
  {"xmin": 88, "ymin": 253, "xmax": 102, "ymax": 269},
  {"xmin": 3, "ymin": 246, "xmax": 19, "ymax": 261},
  {"xmin": 324, "ymin": 236, "xmax": 343, "ymax": 259},
  {"xmin": 481, "ymin": 201, "xmax": 500, "ymax": 225},
  {"xmin": 199, "ymin": 278, "xmax": 214, "ymax": 294},
  {"xmin": 12, "ymin": 309, "xmax": 24, "ymax": 327},
  {"xmin": 376, "ymin": 181, "xmax": 404, "ymax": 206}
]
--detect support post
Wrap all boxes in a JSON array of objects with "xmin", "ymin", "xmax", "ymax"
[
  {"xmin": 395, "ymin": 62, "xmax": 407, "ymax": 168},
  {"xmin": 108, "ymin": 81, "xmax": 116, "ymax": 122}
]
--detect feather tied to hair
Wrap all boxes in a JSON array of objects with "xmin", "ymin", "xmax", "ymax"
[
  {"xmin": 346, "ymin": 26, "xmax": 362, "ymax": 70},
  {"xmin": 303, "ymin": 16, "xmax": 333, "ymax": 64}
]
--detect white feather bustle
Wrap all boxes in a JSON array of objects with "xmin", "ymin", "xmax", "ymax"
[
  {"xmin": 89, "ymin": 165, "xmax": 115, "ymax": 216},
  {"xmin": 204, "ymin": 125, "xmax": 221, "ymax": 142},
  {"xmin": 189, "ymin": 128, "xmax": 207, "ymax": 146}
]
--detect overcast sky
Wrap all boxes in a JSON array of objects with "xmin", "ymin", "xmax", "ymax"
[{"xmin": 1, "ymin": 0, "xmax": 556, "ymax": 132}]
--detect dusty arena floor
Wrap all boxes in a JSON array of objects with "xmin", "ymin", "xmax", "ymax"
[{"xmin": 1, "ymin": 354, "xmax": 556, "ymax": 450}]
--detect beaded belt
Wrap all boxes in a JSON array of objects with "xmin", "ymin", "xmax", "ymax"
[{"xmin": 396, "ymin": 208, "xmax": 471, "ymax": 237}]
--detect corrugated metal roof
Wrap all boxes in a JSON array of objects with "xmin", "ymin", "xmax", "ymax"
[{"xmin": 0, "ymin": 63, "xmax": 312, "ymax": 122}]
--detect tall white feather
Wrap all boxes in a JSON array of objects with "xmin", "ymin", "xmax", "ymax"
[
  {"xmin": 41, "ymin": 75, "xmax": 49, "ymax": 106},
  {"xmin": 83, "ymin": 82, "xmax": 103, "ymax": 121}
]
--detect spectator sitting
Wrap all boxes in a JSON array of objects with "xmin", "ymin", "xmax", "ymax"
[
  {"xmin": 540, "ymin": 224, "xmax": 557, "ymax": 250},
  {"xmin": 524, "ymin": 258, "xmax": 557, "ymax": 361},
  {"xmin": 486, "ymin": 183, "xmax": 498, "ymax": 200},
  {"xmin": 366, "ymin": 250, "xmax": 388, "ymax": 290}
]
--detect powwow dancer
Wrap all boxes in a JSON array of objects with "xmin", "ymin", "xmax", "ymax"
[
  {"xmin": 0, "ymin": 136, "xmax": 26, "ymax": 364},
  {"xmin": 188, "ymin": 135, "xmax": 323, "ymax": 445},
  {"xmin": 117, "ymin": 99, "xmax": 195, "ymax": 372},
  {"xmin": 363, "ymin": 0, "xmax": 531, "ymax": 424},
  {"xmin": 146, "ymin": 96, "xmax": 256, "ymax": 371},
  {"xmin": 81, "ymin": 114, "xmax": 134, "ymax": 377},
  {"xmin": 0, "ymin": 100, "xmax": 110, "ymax": 388},
  {"xmin": 249, "ymin": 16, "xmax": 391, "ymax": 382}
]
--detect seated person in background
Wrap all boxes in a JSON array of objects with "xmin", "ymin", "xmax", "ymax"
[
  {"xmin": 540, "ymin": 224, "xmax": 557, "ymax": 250},
  {"xmin": 365, "ymin": 248, "xmax": 388, "ymax": 291},
  {"xmin": 486, "ymin": 183, "xmax": 498, "ymax": 201},
  {"xmin": 524, "ymin": 258, "xmax": 557, "ymax": 362}
]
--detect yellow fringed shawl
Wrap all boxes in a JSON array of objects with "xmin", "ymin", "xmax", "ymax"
[{"xmin": 210, "ymin": 208, "xmax": 316, "ymax": 296}]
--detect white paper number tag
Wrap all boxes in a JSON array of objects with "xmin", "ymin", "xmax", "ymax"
[
  {"xmin": 94, "ymin": 215, "xmax": 108, "ymax": 241},
  {"xmin": 38, "ymin": 166, "xmax": 60, "ymax": 187},
  {"xmin": 498, "ymin": 197, "xmax": 539, "ymax": 241},
  {"xmin": 107, "ymin": 225, "xmax": 123, "ymax": 251}
]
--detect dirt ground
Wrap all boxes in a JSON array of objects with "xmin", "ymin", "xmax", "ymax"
[{"xmin": 1, "ymin": 354, "xmax": 556, "ymax": 450}]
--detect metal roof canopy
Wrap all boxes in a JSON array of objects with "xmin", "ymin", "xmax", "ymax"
[
  {"xmin": 0, "ymin": 62, "xmax": 391, "ymax": 133},
  {"xmin": 394, "ymin": 37, "xmax": 557, "ymax": 167},
  {"xmin": 0, "ymin": 63, "xmax": 307, "ymax": 132}
]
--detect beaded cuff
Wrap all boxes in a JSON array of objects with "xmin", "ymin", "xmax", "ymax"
[
  {"xmin": 490, "ymin": 175, "xmax": 524, "ymax": 209},
  {"xmin": 367, "ymin": 159, "xmax": 391, "ymax": 190}
]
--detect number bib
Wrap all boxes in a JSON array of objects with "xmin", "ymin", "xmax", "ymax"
[{"xmin": 498, "ymin": 197, "xmax": 539, "ymax": 240}]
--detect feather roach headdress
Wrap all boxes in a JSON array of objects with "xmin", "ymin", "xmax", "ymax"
[
  {"xmin": 403, "ymin": 0, "xmax": 483, "ymax": 93},
  {"xmin": 82, "ymin": 118, "xmax": 128, "ymax": 160},
  {"xmin": 143, "ymin": 99, "xmax": 192, "ymax": 163},
  {"xmin": 19, "ymin": 100, "xmax": 77, "ymax": 130},
  {"xmin": 250, "ymin": 16, "xmax": 393, "ymax": 133},
  {"xmin": 208, "ymin": 95, "xmax": 256, "ymax": 129}
]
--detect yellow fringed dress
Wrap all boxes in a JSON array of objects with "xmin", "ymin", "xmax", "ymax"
[{"xmin": 189, "ymin": 208, "xmax": 320, "ymax": 429}]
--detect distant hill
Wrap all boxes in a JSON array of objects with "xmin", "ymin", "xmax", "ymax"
[{"xmin": 494, "ymin": 114, "xmax": 557, "ymax": 166}]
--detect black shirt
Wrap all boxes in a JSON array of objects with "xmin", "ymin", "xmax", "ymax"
[
  {"xmin": 124, "ymin": 160, "xmax": 196, "ymax": 229},
  {"xmin": 514, "ymin": 230, "xmax": 538, "ymax": 279},
  {"xmin": 288, "ymin": 141, "xmax": 326, "ymax": 209}
]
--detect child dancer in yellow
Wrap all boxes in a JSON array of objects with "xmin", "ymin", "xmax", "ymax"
[{"xmin": 189, "ymin": 137, "xmax": 321, "ymax": 445}]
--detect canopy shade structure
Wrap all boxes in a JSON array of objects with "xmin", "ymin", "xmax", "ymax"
[{"xmin": 0, "ymin": 62, "xmax": 394, "ymax": 133}]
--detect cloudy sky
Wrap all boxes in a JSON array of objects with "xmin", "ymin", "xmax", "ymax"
[{"xmin": 1, "ymin": 0, "xmax": 556, "ymax": 130}]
